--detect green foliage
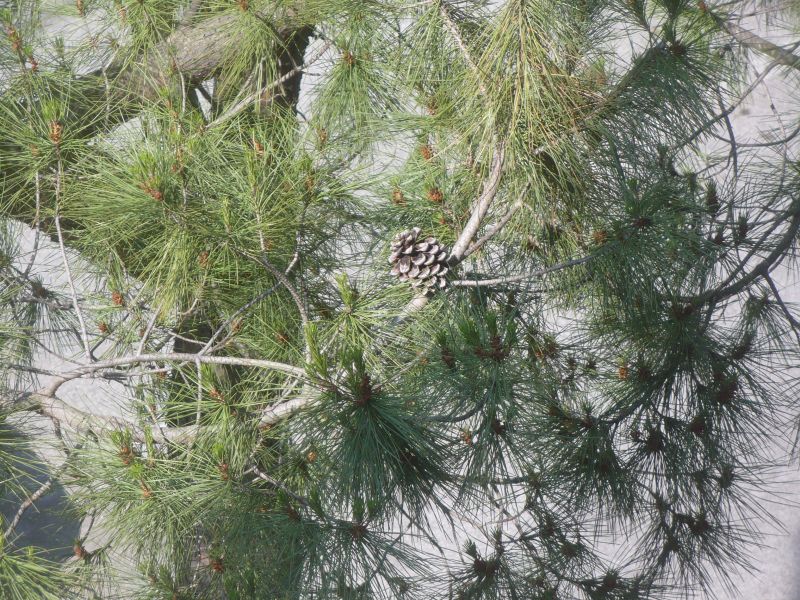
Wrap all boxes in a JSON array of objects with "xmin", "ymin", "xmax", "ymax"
[{"xmin": 0, "ymin": 0, "xmax": 798, "ymax": 598}]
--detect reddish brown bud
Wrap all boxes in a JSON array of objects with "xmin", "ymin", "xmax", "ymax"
[
  {"xmin": 73, "ymin": 542, "xmax": 87, "ymax": 559},
  {"xmin": 427, "ymin": 188, "xmax": 443, "ymax": 203},
  {"xmin": 593, "ymin": 230, "xmax": 608, "ymax": 246},
  {"xmin": 49, "ymin": 121, "xmax": 63, "ymax": 145}
]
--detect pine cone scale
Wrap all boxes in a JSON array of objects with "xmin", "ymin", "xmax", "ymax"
[{"xmin": 389, "ymin": 228, "xmax": 450, "ymax": 292}]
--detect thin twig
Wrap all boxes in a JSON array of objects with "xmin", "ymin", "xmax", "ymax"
[
  {"xmin": 451, "ymin": 255, "xmax": 592, "ymax": 288},
  {"xmin": 249, "ymin": 253, "xmax": 311, "ymax": 361},
  {"xmin": 195, "ymin": 357, "xmax": 202, "ymax": 427},
  {"xmin": 208, "ymin": 40, "xmax": 332, "ymax": 129},
  {"xmin": 716, "ymin": 18, "xmax": 800, "ymax": 71},
  {"xmin": 679, "ymin": 56, "xmax": 784, "ymax": 148},
  {"xmin": 250, "ymin": 466, "xmax": 309, "ymax": 506},
  {"xmin": 4, "ymin": 477, "xmax": 54, "ymax": 539},
  {"xmin": 40, "ymin": 352, "xmax": 306, "ymax": 398},
  {"xmin": 764, "ymin": 273, "xmax": 800, "ymax": 347},
  {"xmin": 437, "ymin": 0, "xmax": 486, "ymax": 96},
  {"xmin": 53, "ymin": 163, "xmax": 93, "ymax": 361},
  {"xmin": 449, "ymin": 143, "xmax": 506, "ymax": 263},
  {"xmin": 136, "ymin": 310, "xmax": 160, "ymax": 356},
  {"xmin": 23, "ymin": 172, "xmax": 41, "ymax": 278},
  {"xmin": 463, "ymin": 184, "xmax": 530, "ymax": 259}
]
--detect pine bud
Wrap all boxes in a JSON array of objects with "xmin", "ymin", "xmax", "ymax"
[
  {"xmin": 669, "ymin": 41, "xmax": 687, "ymax": 57},
  {"xmin": 119, "ymin": 445, "xmax": 133, "ymax": 465},
  {"xmin": 49, "ymin": 121, "xmax": 63, "ymax": 145},
  {"xmin": 601, "ymin": 571, "xmax": 618, "ymax": 591},
  {"xmin": 592, "ymin": 229, "xmax": 608, "ymax": 246},
  {"xmin": 688, "ymin": 415, "xmax": 707, "ymax": 437},
  {"xmin": 427, "ymin": 187, "xmax": 443, "ymax": 203},
  {"xmin": 440, "ymin": 346, "xmax": 456, "ymax": 369},
  {"xmin": 718, "ymin": 464, "xmax": 735, "ymax": 489},
  {"xmin": 140, "ymin": 481, "xmax": 152, "ymax": 499},
  {"xmin": 473, "ymin": 557, "xmax": 497, "ymax": 576},
  {"xmin": 351, "ymin": 523, "xmax": 367, "ymax": 541},
  {"xmin": 490, "ymin": 419, "xmax": 506, "ymax": 435},
  {"xmin": 426, "ymin": 99, "xmax": 437, "ymax": 116},
  {"xmin": 6, "ymin": 27, "xmax": 22, "ymax": 53},
  {"xmin": 714, "ymin": 377, "xmax": 737, "ymax": 405},
  {"xmin": 706, "ymin": 183, "xmax": 720, "ymax": 214},
  {"xmin": 644, "ymin": 428, "xmax": 664, "ymax": 452},
  {"xmin": 73, "ymin": 542, "xmax": 87, "ymax": 559},
  {"xmin": 355, "ymin": 374, "xmax": 372, "ymax": 406}
]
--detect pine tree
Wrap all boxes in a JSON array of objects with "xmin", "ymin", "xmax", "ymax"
[{"xmin": 0, "ymin": 0, "xmax": 799, "ymax": 597}]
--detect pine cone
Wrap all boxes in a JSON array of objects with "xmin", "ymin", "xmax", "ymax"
[{"xmin": 389, "ymin": 228, "xmax": 450, "ymax": 291}]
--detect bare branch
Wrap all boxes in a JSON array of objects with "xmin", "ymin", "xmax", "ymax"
[
  {"xmin": 449, "ymin": 144, "xmax": 506, "ymax": 264},
  {"xmin": 717, "ymin": 19, "xmax": 800, "ymax": 71},
  {"xmin": 764, "ymin": 273, "xmax": 800, "ymax": 347},
  {"xmin": 463, "ymin": 184, "xmax": 530, "ymax": 259},
  {"xmin": 437, "ymin": 0, "xmax": 486, "ymax": 96},
  {"xmin": 54, "ymin": 162, "xmax": 93, "ymax": 362},
  {"xmin": 4, "ymin": 477, "xmax": 55, "ymax": 540},
  {"xmin": 451, "ymin": 255, "xmax": 592, "ymax": 288},
  {"xmin": 42, "ymin": 352, "xmax": 307, "ymax": 394},
  {"xmin": 208, "ymin": 40, "xmax": 332, "ymax": 129}
]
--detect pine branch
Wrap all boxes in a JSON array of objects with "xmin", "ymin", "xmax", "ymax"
[
  {"xmin": 436, "ymin": 0, "xmax": 487, "ymax": 96},
  {"xmin": 463, "ymin": 184, "xmax": 529, "ymax": 259},
  {"xmin": 208, "ymin": 39, "xmax": 332, "ymax": 128},
  {"xmin": 54, "ymin": 183, "xmax": 93, "ymax": 362},
  {"xmin": 40, "ymin": 353, "xmax": 306, "ymax": 393},
  {"xmin": 3, "ymin": 477, "xmax": 55, "ymax": 540},
  {"xmin": 716, "ymin": 18, "xmax": 800, "ymax": 71},
  {"xmin": 702, "ymin": 203, "xmax": 800, "ymax": 304},
  {"xmin": 106, "ymin": 5, "xmax": 302, "ymax": 104},
  {"xmin": 764, "ymin": 273, "xmax": 800, "ymax": 347},
  {"xmin": 449, "ymin": 144, "xmax": 506, "ymax": 264},
  {"xmin": 451, "ymin": 255, "xmax": 592, "ymax": 288},
  {"xmin": 4, "ymin": 352, "xmax": 311, "ymax": 443}
]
